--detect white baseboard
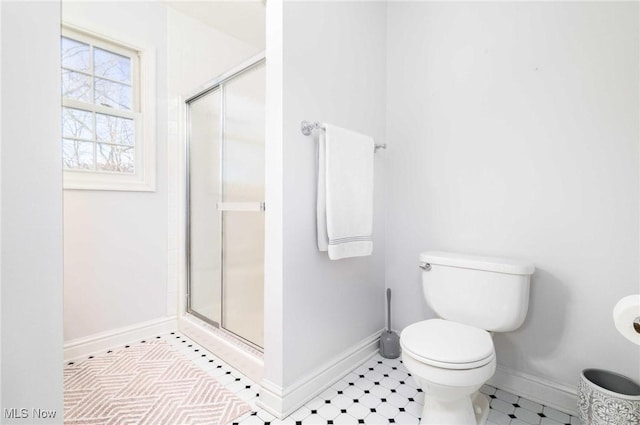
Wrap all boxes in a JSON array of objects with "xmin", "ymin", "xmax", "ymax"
[
  {"xmin": 257, "ymin": 329, "xmax": 383, "ymax": 419},
  {"xmin": 64, "ymin": 320, "xmax": 578, "ymax": 418},
  {"xmin": 63, "ymin": 316, "xmax": 177, "ymax": 362},
  {"xmin": 488, "ymin": 365, "xmax": 578, "ymax": 416}
]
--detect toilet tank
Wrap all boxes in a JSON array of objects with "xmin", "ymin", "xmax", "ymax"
[{"xmin": 420, "ymin": 251, "xmax": 535, "ymax": 332}]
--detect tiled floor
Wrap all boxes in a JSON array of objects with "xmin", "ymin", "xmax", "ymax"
[{"xmin": 69, "ymin": 332, "xmax": 580, "ymax": 425}]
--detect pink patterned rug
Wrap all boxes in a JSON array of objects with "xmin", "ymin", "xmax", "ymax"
[{"xmin": 64, "ymin": 340, "xmax": 251, "ymax": 425}]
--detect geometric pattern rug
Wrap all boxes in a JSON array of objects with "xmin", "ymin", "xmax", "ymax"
[{"xmin": 64, "ymin": 340, "xmax": 251, "ymax": 425}]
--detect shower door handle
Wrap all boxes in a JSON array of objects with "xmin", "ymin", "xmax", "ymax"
[{"xmin": 217, "ymin": 202, "xmax": 265, "ymax": 212}]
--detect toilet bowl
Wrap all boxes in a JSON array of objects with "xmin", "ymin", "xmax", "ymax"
[
  {"xmin": 405, "ymin": 251, "xmax": 534, "ymax": 425},
  {"xmin": 400, "ymin": 319, "xmax": 496, "ymax": 425}
]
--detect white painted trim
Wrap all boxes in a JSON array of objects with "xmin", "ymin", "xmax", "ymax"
[
  {"xmin": 63, "ymin": 316, "xmax": 177, "ymax": 362},
  {"xmin": 488, "ymin": 364, "xmax": 578, "ymax": 416},
  {"xmin": 61, "ymin": 22, "xmax": 157, "ymax": 192},
  {"xmin": 263, "ymin": 0, "xmax": 285, "ymax": 409},
  {"xmin": 258, "ymin": 330, "xmax": 383, "ymax": 419},
  {"xmin": 174, "ymin": 95, "xmax": 188, "ymax": 318},
  {"xmin": 0, "ymin": 1, "xmax": 4, "ymax": 408}
]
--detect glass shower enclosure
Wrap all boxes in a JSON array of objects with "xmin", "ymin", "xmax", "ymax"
[{"xmin": 185, "ymin": 55, "xmax": 265, "ymax": 349}]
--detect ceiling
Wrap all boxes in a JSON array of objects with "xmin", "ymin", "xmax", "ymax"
[{"xmin": 165, "ymin": 0, "xmax": 265, "ymax": 48}]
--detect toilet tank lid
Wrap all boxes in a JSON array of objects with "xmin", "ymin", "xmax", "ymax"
[{"xmin": 420, "ymin": 251, "xmax": 535, "ymax": 275}]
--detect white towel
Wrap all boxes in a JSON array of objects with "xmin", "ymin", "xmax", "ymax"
[{"xmin": 317, "ymin": 123, "xmax": 374, "ymax": 260}]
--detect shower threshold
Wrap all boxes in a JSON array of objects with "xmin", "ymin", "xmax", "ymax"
[{"xmin": 178, "ymin": 313, "xmax": 264, "ymax": 383}]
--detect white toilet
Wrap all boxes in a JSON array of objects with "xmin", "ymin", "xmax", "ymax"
[{"xmin": 400, "ymin": 251, "xmax": 534, "ymax": 425}]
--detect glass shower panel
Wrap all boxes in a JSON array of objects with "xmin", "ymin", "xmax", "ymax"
[
  {"xmin": 188, "ymin": 89, "xmax": 222, "ymax": 325},
  {"xmin": 221, "ymin": 66, "xmax": 265, "ymax": 347}
]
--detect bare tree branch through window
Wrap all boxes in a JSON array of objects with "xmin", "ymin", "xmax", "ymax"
[{"xmin": 61, "ymin": 32, "xmax": 137, "ymax": 174}]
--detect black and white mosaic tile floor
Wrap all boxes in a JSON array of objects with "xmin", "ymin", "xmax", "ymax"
[{"xmin": 70, "ymin": 332, "xmax": 580, "ymax": 425}]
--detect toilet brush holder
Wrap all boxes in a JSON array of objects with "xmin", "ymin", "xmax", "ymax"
[{"xmin": 380, "ymin": 288, "xmax": 400, "ymax": 359}]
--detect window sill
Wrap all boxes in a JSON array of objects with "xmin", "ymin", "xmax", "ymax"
[{"xmin": 63, "ymin": 170, "xmax": 156, "ymax": 192}]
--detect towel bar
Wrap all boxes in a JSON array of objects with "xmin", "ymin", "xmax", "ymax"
[{"xmin": 301, "ymin": 120, "xmax": 387, "ymax": 152}]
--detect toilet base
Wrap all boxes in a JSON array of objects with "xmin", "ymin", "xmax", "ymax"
[
  {"xmin": 420, "ymin": 391, "xmax": 490, "ymax": 425},
  {"xmin": 472, "ymin": 392, "xmax": 490, "ymax": 425}
]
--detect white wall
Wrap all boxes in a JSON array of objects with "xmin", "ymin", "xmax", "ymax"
[
  {"xmin": 62, "ymin": 1, "xmax": 169, "ymax": 341},
  {"xmin": 281, "ymin": 1, "xmax": 387, "ymax": 386},
  {"xmin": 386, "ymin": 0, "xmax": 639, "ymax": 394},
  {"xmin": 1, "ymin": 1, "xmax": 63, "ymax": 422}
]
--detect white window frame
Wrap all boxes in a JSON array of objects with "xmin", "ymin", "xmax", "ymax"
[{"xmin": 61, "ymin": 23, "xmax": 156, "ymax": 192}]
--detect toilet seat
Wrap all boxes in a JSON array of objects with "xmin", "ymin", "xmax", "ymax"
[{"xmin": 400, "ymin": 319, "xmax": 495, "ymax": 370}]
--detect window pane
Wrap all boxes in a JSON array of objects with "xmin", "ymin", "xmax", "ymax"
[
  {"xmin": 94, "ymin": 78, "xmax": 132, "ymax": 110},
  {"xmin": 97, "ymin": 143, "xmax": 134, "ymax": 173},
  {"xmin": 62, "ymin": 107, "xmax": 93, "ymax": 140},
  {"xmin": 61, "ymin": 37, "xmax": 90, "ymax": 72},
  {"xmin": 62, "ymin": 70, "xmax": 91, "ymax": 102},
  {"xmin": 94, "ymin": 47, "xmax": 131, "ymax": 84},
  {"xmin": 63, "ymin": 139, "xmax": 94, "ymax": 170},
  {"xmin": 96, "ymin": 114, "xmax": 134, "ymax": 146}
]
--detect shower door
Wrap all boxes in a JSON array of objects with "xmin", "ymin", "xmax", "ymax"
[{"xmin": 186, "ymin": 57, "xmax": 265, "ymax": 349}]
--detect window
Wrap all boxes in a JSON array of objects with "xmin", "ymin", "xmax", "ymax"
[{"xmin": 61, "ymin": 26, "xmax": 155, "ymax": 191}]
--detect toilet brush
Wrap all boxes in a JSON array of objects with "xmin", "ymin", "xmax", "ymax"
[{"xmin": 380, "ymin": 288, "xmax": 400, "ymax": 359}]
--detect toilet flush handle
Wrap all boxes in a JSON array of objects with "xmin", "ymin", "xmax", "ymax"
[{"xmin": 419, "ymin": 261, "xmax": 431, "ymax": 271}]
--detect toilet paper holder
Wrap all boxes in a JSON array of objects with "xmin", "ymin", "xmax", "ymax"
[{"xmin": 613, "ymin": 295, "xmax": 640, "ymax": 344}]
